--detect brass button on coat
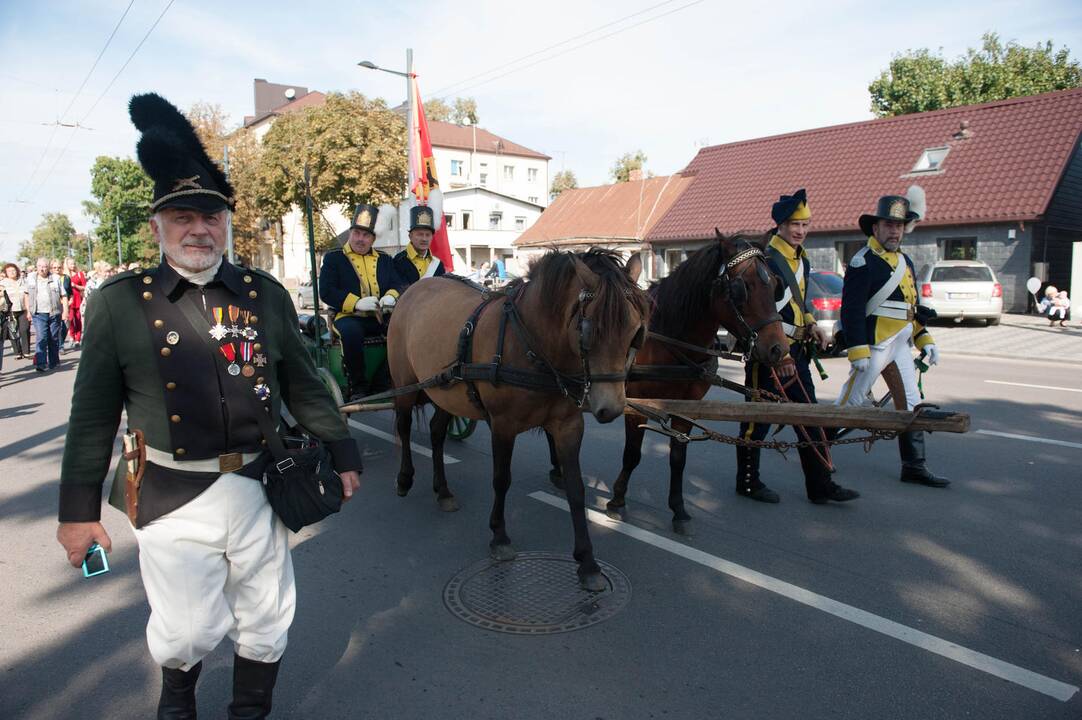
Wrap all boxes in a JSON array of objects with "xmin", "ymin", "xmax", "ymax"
[
  {"xmin": 170, "ymin": 414, "xmax": 181, "ymax": 423},
  {"xmin": 143, "ymin": 276, "xmax": 153, "ymax": 285},
  {"xmin": 248, "ymin": 290, "xmax": 258, "ymax": 299},
  {"xmin": 166, "ymin": 382, "xmax": 176, "ymax": 390},
  {"xmin": 253, "ymin": 343, "xmax": 262, "ymax": 351},
  {"xmin": 175, "ymin": 448, "xmax": 186, "ymax": 456},
  {"xmin": 250, "ymin": 315, "xmax": 258, "ymax": 323},
  {"xmin": 154, "ymin": 319, "xmax": 164, "ymax": 328},
  {"xmin": 143, "ymin": 291, "xmax": 153, "ymax": 300},
  {"xmin": 160, "ymin": 347, "xmax": 171, "ymax": 357},
  {"xmin": 244, "ymin": 275, "xmax": 253, "ymax": 283}
]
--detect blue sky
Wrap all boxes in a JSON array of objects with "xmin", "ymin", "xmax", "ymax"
[{"xmin": 2, "ymin": 0, "xmax": 1080, "ymax": 260}]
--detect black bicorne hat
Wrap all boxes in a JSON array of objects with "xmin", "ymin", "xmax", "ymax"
[
  {"xmin": 130, "ymin": 93, "xmax": 235, "ymax": 213},
  {"xmin": 771, "ymin": 188, "xmax": 809, "ymax": 225},
  {"xmin": 859, "ymin": 195, "xmax": 919, "ymax": 237},
  {"xmin": 409, "ymin": 205, "xmax": 435, "ymax": 232},
  {"xmin": 350, "ymin": 204, "xmax": 379, "ymax": 234}
]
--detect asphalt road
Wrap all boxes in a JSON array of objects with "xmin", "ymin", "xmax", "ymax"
[{"xmin": 1, "ymin": 346, "xmax": 1081, "ymax": 720}]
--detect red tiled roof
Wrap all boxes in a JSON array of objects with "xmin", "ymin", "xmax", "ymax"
[
  {"xmin": 515, "ymin": 175, "xmax": 694, "ymax": 247},
  {"xmin": 427, "ymin": 120, "xmax": 550, "ymax": 160},
  {"xmin": 647, "ymin": 88, "xmax": 1082, "ymax": 242}
]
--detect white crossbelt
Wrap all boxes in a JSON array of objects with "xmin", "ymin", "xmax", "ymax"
[
  {"xmin": 146, "ymin": 446, "xmax": 263, "ymax": 473},
  {"xmin": 865, "ymin": 257, "xmax": 907, "ymax": 317},
  {"xmin": 423, "ymin": 257, "xmax": 442, "ymax": 278},
  {"xmin": 871, "ymin": 299, "xmax": 914, "ymax": 321},
  {"xmin": 775, "ymin": 261, "xmax": 804, "ymax": 312}
]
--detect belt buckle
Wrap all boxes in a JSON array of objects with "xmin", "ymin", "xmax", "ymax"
[
  {"xmin": 219, "ymin": 452, "xmax": 243, "ymax": 473},
  {"xmin": 792, "ymin": 326, "xmax": 806, "ymax": 341},
  {"xmin": 907, "ymin": 308, "xmax": 915, "ymax": 322}
]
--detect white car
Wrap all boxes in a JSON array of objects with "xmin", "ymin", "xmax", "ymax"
[{"xmin": 918, "ymin": 260, "xmax": 1002, "ymax": 325}]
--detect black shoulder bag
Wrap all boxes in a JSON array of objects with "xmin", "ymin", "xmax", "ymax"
[{"xmin": 176, "ymin": 292, "xmax": 343, "ymax": 532}]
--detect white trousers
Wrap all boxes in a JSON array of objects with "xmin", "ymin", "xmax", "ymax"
[
  {"xmin": 133, "ymin": 472, "xmax": 295, "ymax": 670},
  {"xmin": 836, "ymin": 324, "xmax": 921, "ymax": 411}
]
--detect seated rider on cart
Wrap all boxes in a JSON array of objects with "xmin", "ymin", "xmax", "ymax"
[
  {"xmin": 393, "ymin": 205, "xmax": 447, "ymax": 286},
  {"xmin": 319, "ymin": 203, "xmax": 402, "ymax": 400}
]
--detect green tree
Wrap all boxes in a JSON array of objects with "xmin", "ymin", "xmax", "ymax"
[
  {"xmin": 19, "ymin": 212, "xmax": 76, "ymax": 264},
  {"xmin": 256, "ymin": 92, "xmax": 407, "ymax": 222},
  {"xmin": 610, "ymin": 150, "xmax": 648, "ymax": 183},
  {"xmin": 869, "ymin": 32, "xmax": 1082, "ymax": 117},
  {"xmin": 81, "ymin": 156, "xmax": 155, "ymax": 263},
  {"xmin": 550, "ymin": 169, "xmax": 579, "ymax": 200},
  {"xmin": 423, "ymin": 96, "xmax": 479, "ymax": 125}
]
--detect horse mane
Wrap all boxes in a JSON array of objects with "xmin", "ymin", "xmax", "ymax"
[
  {"xmin": 649, "ymin": 233, "xmax": 763, "ymax": 338},
  {"xmin": 525, "ymin": 248, "xmax": 650, "ymax": 338}
]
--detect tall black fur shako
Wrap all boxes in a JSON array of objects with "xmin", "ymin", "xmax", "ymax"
[{"xmin": 130, "ymin": 92, "xmax": 235, "ymax": 213}]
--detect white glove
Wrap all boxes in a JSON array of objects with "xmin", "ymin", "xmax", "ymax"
[
  {"xmin": 851, "ymin": 357, "xmax": 870, "ymax": 372},
  {"xmin": 356, "ymin": 296, "xmax": 379, "ymax": 313},
  {"xmin": 379, "ymin": 294, "xmax": 397, "ymax": 308},
  {"xmin": 925, "ymin": 344, "xmax": 939, "ymax": 366}
]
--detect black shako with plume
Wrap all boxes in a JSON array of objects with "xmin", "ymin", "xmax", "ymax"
[{"xmin": 129, "ymin": 92, "xmax": 235, "ymax": 213}]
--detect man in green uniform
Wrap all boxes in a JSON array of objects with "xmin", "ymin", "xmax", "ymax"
[{"xmin": 55, "ymin": 93, "xmax": 362, "ymax": 719}]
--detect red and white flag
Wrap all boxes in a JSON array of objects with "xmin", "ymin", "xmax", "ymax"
[{"xmin": 408, "ymin": 76, "xmax": 453, "ymax": 271}]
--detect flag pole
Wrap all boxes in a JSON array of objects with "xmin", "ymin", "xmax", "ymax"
[{"xmin": 404, "ymin": 48, "xmax": 414, "ymax": 251}]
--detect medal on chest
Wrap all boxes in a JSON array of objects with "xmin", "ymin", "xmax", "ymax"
[
  {"xmin": 219, "ymin": 342, "xmax": 241, "ymax": 376},
  {"xmin": 240, "ymin": 341, "xmax": 256, "ymax": 377},
  {"xmin": 209, "ymin": 307, "xmax": 229, "ymax": 341}
]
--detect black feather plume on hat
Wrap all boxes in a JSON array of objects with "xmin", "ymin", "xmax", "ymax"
[{"xmin": 129, "ymin": 92, "xmax": 234, "ymax": 211}]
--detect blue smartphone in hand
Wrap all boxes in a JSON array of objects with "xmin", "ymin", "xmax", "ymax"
[{"xmin": 82, "ymin": 543, "xmax": 110, "ymax": 578}]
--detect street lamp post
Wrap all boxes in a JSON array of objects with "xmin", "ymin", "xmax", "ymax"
[{"xmin": 358, "ymin": 50, "xmax": 415, "ymax": 245}]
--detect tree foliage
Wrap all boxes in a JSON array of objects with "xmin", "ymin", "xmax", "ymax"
[
  {"xmin": 550, "ymin": 169, "xmax": 579, "ymax": 200},
  {"xmin": 610, "ymin": 150, "xmax": 648, "ymax": 183},
  {"xmin": 19, "ymin": 213, "xmax": 76, "ymax": 264},
  {"xmin": 256, "ymin": 92, "xmax": 407, "ymax": 220},
  {"xmin": 869, "ymin": 33, "xmax": 1082, "ymax": 117},
  {"xmin": 81, "ymin": 156, "xmax": 156, "ymax": 264},
  {"xmin": 424, "ymin": 96, "xmax": 479, "ymax": 124}
]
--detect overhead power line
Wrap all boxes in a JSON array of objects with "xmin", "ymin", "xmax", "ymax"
[
  {"xmin": 22, "ymin": 0, "xmax": 177, "ymax": 211},
  {"xmin": 427, "ymin": 0, "xmax": 684, "ymax": 100},
  {"xmin": 439, "ymin": 0, "xmax": 707, "ymax": 99}
]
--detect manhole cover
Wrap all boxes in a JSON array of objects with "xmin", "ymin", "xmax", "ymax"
[{"xmin": 443, "ymin": 551, "xmax": 631, "ymax": 635}]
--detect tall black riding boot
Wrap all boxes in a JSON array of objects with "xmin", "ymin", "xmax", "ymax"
[
  {"xmin": 158, "ymin": 662, "xmax": 201, "ymax": 720},
  {"xmin": 735, "ymin": 446, "xmax": 779, "ymax": 503},
  {"xmin": 799, "ymin": 444, "xmax": 860, "ymax": 504},
  {"xmin": 228, "ymin": 655, "xmax": 281, "ymax": 720},
  {"xmin": 898, "ymin": 431, "xmax": 950, "ymax": 488}
]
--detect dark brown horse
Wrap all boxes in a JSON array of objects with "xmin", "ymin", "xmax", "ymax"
[
  {"xmin": 388, "ymin": 249, "xmax": 651, "ymax": 590},
  {"xmin": 548, "ymin": 232, "xmax": 787, "ymax": 535}
]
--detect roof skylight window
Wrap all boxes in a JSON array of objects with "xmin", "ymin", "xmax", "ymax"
[{"xmin": 911, "ymin": 146, "xmax": 949, "ymax": 173}]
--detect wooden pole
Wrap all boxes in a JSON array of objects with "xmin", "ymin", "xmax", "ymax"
[{"xmin": 625, "ymin": 398, "xmax": 969, "ymax": 434}]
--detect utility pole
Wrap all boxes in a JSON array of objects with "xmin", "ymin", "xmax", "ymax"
[
  {"xmin": 303, "ymin": 164, "xmax": 322, "ymax": 367},
  {"xmin": 224, "ymin": 145, "xmax": 235, "ymax": 263}
]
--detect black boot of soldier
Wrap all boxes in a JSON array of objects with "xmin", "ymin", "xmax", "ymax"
[
  {"xmin": 899, "ymin": 431, "xmax": 950, "ymax": 488},
  {"xmin": 801, "ymin": 429, "xmax": 858, "ymax": 503},
  {"xmin": 158, "ymin": 662, "xmax": 201, "ymax": 720},
  {"xmin": 735, "ymin": 446, "xmax": 779, "ymax": 503},
  {"xmin": 228, "ymin": 655, "xmax": 280, "ymax": 720}
]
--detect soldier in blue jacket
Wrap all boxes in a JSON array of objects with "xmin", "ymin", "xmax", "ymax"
[
  {"xmin": 393, "ymin": 205, "xmax": 447, "ymax": 286},
  {"xmin": 737, "ymin": 189, "xmax": 860, "ymax": 505},
  {"xmin": 318, "ymin": 205, "xmax": 402, "ymax": 398},
  {"xmin": 836, "ymin": 192, "xmax": 949, "ymax": 488}
]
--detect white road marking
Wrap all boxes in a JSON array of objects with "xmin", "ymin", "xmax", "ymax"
[
  {"xmin": 984, "ymin": 380, "xmax": 1082, "ymax": 393},
  {"xmin": 347, "ymin": 419, "xmax": 460, "ymax": 464},
  {"xmin": 974, "ymin": 430, "xmax": 1082, "ymax": 450},
  {"xmin": 528, "ymin": 490, "xmax": 1078, "ymax": 702}
]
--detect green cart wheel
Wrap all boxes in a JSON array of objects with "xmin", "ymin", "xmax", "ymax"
[
  {"xmin": 447, "ymin": 415, "xmax": 477, "ymax": 441},
  {"xmin": 317, "ymin": 367, "xmax": 348, "ymax": 421}
]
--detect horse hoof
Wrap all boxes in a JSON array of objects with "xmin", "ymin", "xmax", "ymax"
[
  {"xmin": 605, "ymin": 504, "xmax": 626, "ymax": 521},
  {"xmin": 437, "ymin": 495, "xmax": 459, "ymax": 512},
  {"xmin": 672, "ymin": 517, "xmax": 695, "ymax": 536},
  {"xmin": 579, "ymin": 572, "xmax": 607, "ymax": 592},
  {"xmin": 549, "ymin": 469, "xmax": 565, "ymax": 491},
  {"xmin": 489, "ymin": 543, "xmax": 517, "ymax": 562},
  {"xmin": 395, "ymin": 483, "xmax": 410, "ymax": 497}
]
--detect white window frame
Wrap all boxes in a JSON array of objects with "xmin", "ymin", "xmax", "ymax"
[
  {"xmin": 514, "ymin": 216, "xmax": 526, "ymax": 230},
  {"xmin": 450, "ymin": 159, "xmax": 464, "ymax": 177},
  {"xmin": 910, "ymin": 146, "xmax": 950, "ymax": 174},
  {"xmin": 503, "ymin": 165, "xmax": 514, "ymax": 180},
  {"xmin": 489, "ymin": 211, "xmax": 503, "ymax": 230},
  {"xmin": 527, "ymin": 168, "xmax": 538, "ymax": 182}
]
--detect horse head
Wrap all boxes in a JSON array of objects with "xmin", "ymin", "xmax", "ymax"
[
  {"xmin": 712, "ymin": 230, "xmax": 788, "ymax": 365},
  {"xmin": 529, "ymin": 248, "xmax": 651, "ymax": 423}
]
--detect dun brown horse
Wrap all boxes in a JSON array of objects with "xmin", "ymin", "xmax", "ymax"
[
  {"xmin": 548, "ymin": 232, "xmax": 788, "ymax": 535},
  {"xmin": 388, "ymin": 249, "xmax": 651, "ymax": 590}
]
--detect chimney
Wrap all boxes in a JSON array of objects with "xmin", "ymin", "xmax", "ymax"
[
  {"xmin": 628, "ymin": 168, "xmax": 644, "ymax": 182},
  {"xmin": 952, "ymin": 120, "xmax": 972, "ymax": 141}
]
